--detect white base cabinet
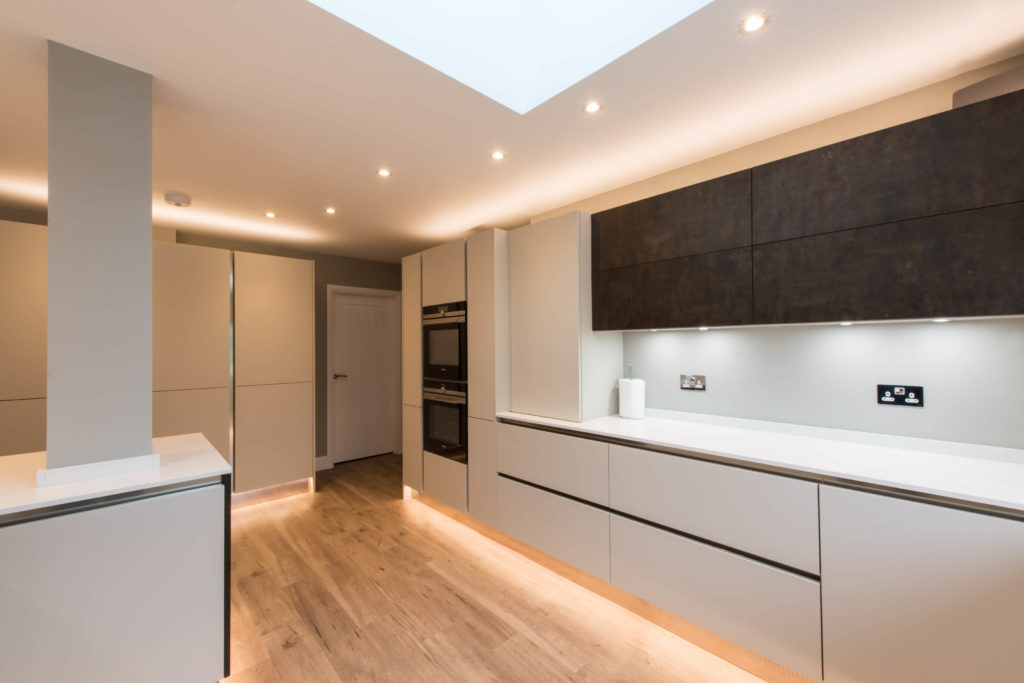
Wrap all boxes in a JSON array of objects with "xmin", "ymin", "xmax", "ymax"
[
  {"xmin": 467, "ymin": 417, "xmax": 496, "ymax": 526},
  {"xmin": 423, "ymin": 450, "xmax": 467, "ymax": 512},
  {"xmin": 610, "ymin": 515, "xmax": 822, "ymax": 680},
  {"xmin": 496, "ymin": 423, "xmax": 609, "ymax": 505},
  {"xmin": 402, "ymin": 404, "xmax": 423, "ymax": 490},
  {"xmin": 496, "ymin": 476, "xmax": 610, "ymax": 581},
  {"xmin": 820, "ymin": 486, "xmax": 1024, "ymax": 683}
]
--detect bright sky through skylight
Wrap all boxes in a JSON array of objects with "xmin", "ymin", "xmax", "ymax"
[{"xmin": 307, "ymin": 0, "xmax": 715, "ymax": 114}]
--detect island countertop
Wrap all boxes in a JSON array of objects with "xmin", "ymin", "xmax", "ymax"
[{"xmin": 497, "ymin": 409, "xmax": 1024, "ymax": 516}]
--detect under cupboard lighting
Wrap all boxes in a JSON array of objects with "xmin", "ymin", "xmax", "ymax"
[
  {"xmin": 932, "ymin": 318, "xmax": 951, "ymax": 323},
  {"xmin": 377, "ymin": 168, "xmax": 391, "ymax": 177},
  {"xmin": 325, "ymin": 207, "xmax": 336, "ymax": 215},
  {"xmin": 698, "ymin": 326, "xmax": 709, "ymax": 331},
  {"xmin": 584, "ymin": 101, "xmax": 602, "ymax": 114},
  {"xmin": 740, "ymin": 14, "xmax": 769, "ymax": 33},
  {"xmin": 839, "ymin": 321, "xmax": 854, "ymax": 326},
  {"xmin": 264, "ymin": 211, "xmax": 276, "ymax": 218},
  {"xmin": 491, "ymin": 150, "xmax": 505, "ymax": 160}
]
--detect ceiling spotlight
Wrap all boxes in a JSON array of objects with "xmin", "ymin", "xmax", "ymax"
[
  {"xmin": 740, "ymin": 14, "xmax": 769, "ymax": 33},
  {"xmin": 265, "ymin": 211, "xmax": 276, "ymax": 219},
  {"xmin": 377, "ymin": 168, "xmax": 391, "ymax": 177},
  {"xmin": 325, "ymin": 207, "xmax": 336, "ymax": 215},
  {"xmin": 164, "ymin": 191, "xmax": 191, "ymax": 208},
  {"xmin": 491, "ymin": 150, "xmax": 505, "ymax": 160},
  {"xmin": 584, "ymin": 101, "xmax": 602, "ymax": 114}
]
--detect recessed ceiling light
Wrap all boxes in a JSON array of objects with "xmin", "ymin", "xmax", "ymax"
[
  {"xmin": 740, "ymin": 14, "xmax": 769, "ymax": 33},
  {"xmin": 698, "ymin": 326, "xmax": 709, "ymax": 331},
  {"xmin": 932, "ymin": 318, "xmax": 951, "ymax": 323},
  {"xmin": 265, "ymin": 211, "xmax": 276, "ymax": 219},
  {"xmin": 491, "ymin": 150, "xmax": 505, "ymax": 160},
  {"xmin": 584, "ymin": 101, "xmax": 602, "ymax": 114},
  {"xmin": 377, "ymin": 168, "xmax": 391, "ymax": 177},
  {"xmin": 325, "ymin": 207, "xmax": 336, "ymax": 215}
]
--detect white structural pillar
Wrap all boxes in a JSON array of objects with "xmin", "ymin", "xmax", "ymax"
[{"xmin": 44, "ymin": 41, "xmax": 154, "ymax": 474}]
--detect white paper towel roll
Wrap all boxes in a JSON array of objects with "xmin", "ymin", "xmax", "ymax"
[{"xmin": 618, "ymin": 378, "xmax": 645, "ymax": 419}]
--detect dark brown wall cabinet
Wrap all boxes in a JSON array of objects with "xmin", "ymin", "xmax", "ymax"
[{"xmin": 592, "ymin": 88, "xmax": 1024, "ymax": 330}]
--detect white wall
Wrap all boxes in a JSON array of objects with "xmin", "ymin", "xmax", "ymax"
[{"xmin": 624, "ymin": 318, "xmax": 1024, "ymax": 450}]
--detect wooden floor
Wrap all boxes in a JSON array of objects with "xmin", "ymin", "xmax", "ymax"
[{"xmin": 224, "ymin": 454, "xmax": 763, "ymax": 682}]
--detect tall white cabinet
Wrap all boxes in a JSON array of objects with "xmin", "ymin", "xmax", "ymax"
[
  {"xmin": 233, "ymin": 252, "xmax": 315, "ymax": 492},
  {"xmin": 152, "ymin": 241, "xmax": 231, "ymax": 460},
  {"xmin": 421, "ymin": 240, "xmax": 465, "ymax": 306},
  {"xmin": 508, "ymin": 212, "xmax": 622, "ymax": 422},
  {"xmin": 401, "ymin": 253, "xmax": 423, "ymax": 490},
  {"xmin": 0, "ymin": 220, "xmax": 46, "ymax": 456}
]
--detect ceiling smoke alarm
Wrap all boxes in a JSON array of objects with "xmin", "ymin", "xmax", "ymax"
[{"xmin": 164, "ymin": 192, "xmax": 191, "ymax": 207}]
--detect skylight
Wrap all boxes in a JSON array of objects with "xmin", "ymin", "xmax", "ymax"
[{"xmin": 307, "ymin": 0, "xmax": 715, "ymax": 114}]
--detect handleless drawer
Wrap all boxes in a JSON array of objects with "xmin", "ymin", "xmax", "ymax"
[
  {"xmin": 496, "ymin": 423, "xmax": 608, "ymax": 505},
  {"xmin": 611, "ymin": 515, "xmax": 822, "ymax": 680},
  {"xmin": 495, "ymin": 476, "xmax": 609, "ymax": 581},
  {"xmin": 610, "ymin": 445, "xmax": 819, "ymax": 574}
]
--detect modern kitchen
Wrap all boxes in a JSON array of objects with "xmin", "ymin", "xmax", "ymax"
[{"xmin": 2, "ymin": 1, "xmax": 1024, "ymax": 682}]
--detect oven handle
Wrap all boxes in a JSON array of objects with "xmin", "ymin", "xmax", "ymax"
[
  {"xmin": 423, "ymin": 316, "xmax": 465, "ymax": 325},
  {"xmin": 423, "ymin": 393, "xmax": 467, "ymax": 405}
]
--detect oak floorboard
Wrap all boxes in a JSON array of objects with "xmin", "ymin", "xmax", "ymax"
[{"xmin": 223, "ymin": 453, "xmax": 764, "ymax": 683}]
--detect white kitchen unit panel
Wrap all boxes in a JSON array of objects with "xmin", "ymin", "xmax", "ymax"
[
  {"xmin": 235, "ymin": 382, "xmax": 314, "ymax": 492},
  {"xmin": 423, "ymin": 450, "xmax": 467, "ymax": 512},
  {"xmin": 495, "ymin": 476, "xmax": 610, "ymax": 581},
  {"xmin": 401, "ymin": 253, "xmax": 422, "ymax": 407},
  {"xmin": 421, "ymin": 239, "xmax": 466, "ymax": 306},
  {"xmin": 402, "ymin": 404, "xmax": 423, "ymax": 490},
  {"xmin": 509, "ymin": 212, "xmax": 622, "ymax": 423},
  {"xmin": 0, "ymin": 398, "xmax": 45, "ymax": 457},
  {"xmin": 610, "ymin": 445, "xmax": 819, "ymax": 574},
  {"xmin": 0, "ymin": 485, "xmax": 225, "ymax": 683},
  {"xmin": 611, "ymin": 514, "xmax": 822, "ymax": 681},
  {"xmin": 234, "ymin": 251, "xmax": 314, "ymax": 387},
  {"xmin": 0, "ymin": 220, "xmax": 46, "ymax": 402},
  {"xmin": 468, "ymin": 417, "xmax": 496, "ymax": 526},
  {"xmin": 153, "ymin": 241, "xmax": 230, "ymax": 392},
  {"xmin": 153, "ymin": 387, "xmax": 231, "ymax": 462},
  {"xmin": 467, "ymin": 228, "xmax": 509, "ymax": 420},
  {"xmin": 820, "ymin": 486, "xmax": 1024, "ymax": 683},
  {"xmin": 496, "ymin": 422, "xmax": 609, "ymax": 505}
]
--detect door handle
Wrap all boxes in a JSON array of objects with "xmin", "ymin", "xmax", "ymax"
[{"xmin": 333, "ymin": 373, "xmax": 348, "ymax": 379}]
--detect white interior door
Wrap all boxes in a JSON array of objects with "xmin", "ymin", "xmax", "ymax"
[{"xmin": 329, "ymin": 289, "xmax": 399, "ymax": 463}]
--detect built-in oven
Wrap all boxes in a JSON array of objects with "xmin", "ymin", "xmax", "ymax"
[
  {"xmin": 422, "ymin": 302, "xmax": 466, "ymax": 382},
  {"xmin": 422, "ymin": 380, "xmax": 467, "ymax": 463}
]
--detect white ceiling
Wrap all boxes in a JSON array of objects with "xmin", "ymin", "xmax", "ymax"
[{"xmin": 1, "ymin": 0, "xmax": 1023, "ymax": 263}]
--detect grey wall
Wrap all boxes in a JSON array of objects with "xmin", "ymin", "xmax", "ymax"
[
  {"xmin": 624, "ymin": 318, "xmax": 1024, "ymax": 451},
  {"xmin": 175, "ymin": 232, "xmax": 401, "ymax": 460},
  {"xmin": 46, "ymin": 42, "xmax": 153, "ymax": 468}
]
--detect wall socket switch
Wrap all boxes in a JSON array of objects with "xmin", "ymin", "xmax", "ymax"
[
  {"xmin": 877, "ymin": 384, "xmax": 924, "ymax": 407},
  {"xmin": 681, "ymin": 375, "xmax": 706, "ymax": 391}
]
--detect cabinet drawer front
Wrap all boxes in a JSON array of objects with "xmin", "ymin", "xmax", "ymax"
[
  {"xmin": 496, "ymin": 477, "xmax": 609, "ymax": 581},
  {"xmin": 423, "ymin": 451, "xmax": 467, "ymax": 512},
  {"xmin": 496, "ymin": 423, "xmax": 608, "ymax": 505},
  {"xmin": 611, "ymin": 515, "xmax": 821, "ymax": 681},
  {"xmin": 610, "ymin": 445, "xmax": 819, "ymax": 574}
]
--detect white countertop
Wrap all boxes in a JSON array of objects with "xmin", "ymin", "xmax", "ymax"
[
  {"xmin": 497, "ymin": 409, "xmax": 1024, "ymax": 514},
  {"xmin": 0, "ymin": 433, "xmax": 231, "ymax": 517}
]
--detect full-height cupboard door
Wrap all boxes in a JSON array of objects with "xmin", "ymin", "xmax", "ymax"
[
  {"xmin": 153, "ymin": 388, "xmax": 231, "ymax": 462},
  {"xmin": 234, "ymin": 383, "xmax": 314, "ymax": 491},
  {"xmin": 234, "ymin": 252, "xmax": 314, "ymax": 387},
  {"xmin": 402, "ymin": 404, "xmax": 422, "ymax": 490},
  {"xmin": 509, "ymin": 213, "xmax": 582, "ymax": 422},
  {"xmin": 153, "ymin": 241, "xmax": 231, "ymax": 392},
  {"xmin": 401, "ymin": 253, "xmax": 422, "ymax": 407},
  {"xmin": 820, "ymin": 486, "xmax": 1024, "ymax": 682}
]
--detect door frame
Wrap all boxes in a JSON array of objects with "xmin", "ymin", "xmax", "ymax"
[{"xmin": 325, "ymin": 285, "xmax": 402, "ymax": 468}]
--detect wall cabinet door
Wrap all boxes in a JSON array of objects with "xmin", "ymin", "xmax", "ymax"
[
  {"xmin": 234, "ymin": 252, "xmax": 314, "ymax": 387},
  {"xmin": 421, "ymin": 240, "xmax": 465, "ymax": 306},
  {"xmin": 820, "ymin": 486, "xmax": 1024, "ymax": 682}
]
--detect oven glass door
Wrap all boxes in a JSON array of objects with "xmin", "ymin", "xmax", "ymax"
[
  {"xmin": 423, "ymin": 397, "xmax": 467, "ymax": 463},
  {"xmin": 423, "ymin": 320, "xmax": 466, "ymax": 381}
]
